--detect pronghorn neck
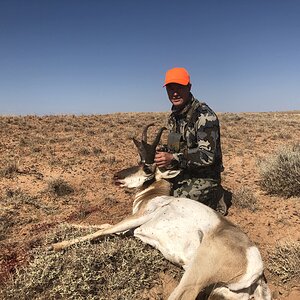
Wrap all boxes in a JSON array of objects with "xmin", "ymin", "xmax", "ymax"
[{"xmin": 132, "ymin": 179, "xmax": 171, "ymax": 214}]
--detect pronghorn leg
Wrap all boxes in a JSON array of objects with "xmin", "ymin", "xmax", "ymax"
[
  {"xmin": 209, "ymin": 274, "xmax": 271, "ymax": 300},
  {"xmin": 167, "ymin": 234, "xmax": 252, "ymax": 300},
  {"xmin": 208, "ymin": 287, "xmax": 249, "ymax": 300},
  {"xmin": 65, "ymin": 223, "xmax": 112, "ymax": 230},
  {"xmin": 252, "ymin": 275, "xmax": 271, "ymax": 300},
  {"xmin": 51, "ymin": 212, "xmax": 154, "ymax": 251},
  {"xmin": 167, "ymin": 240, "xmax": 217, "ymax": 300}
]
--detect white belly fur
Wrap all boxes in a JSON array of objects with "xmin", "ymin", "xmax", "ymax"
[{"xmin": 133, "ymin": 196, "xmax": 221, "ymax": 268}]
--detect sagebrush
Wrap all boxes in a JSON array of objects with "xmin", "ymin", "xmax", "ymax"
[
  {"xmin": 0, "ymin": 225, "xmax": 182, "ymax": 300},
  {"xmin": 268, "ymin": 240, "xmax": 300, "ymax": 283},
  {"xmin": 47, "ymin": 178, "xmax": 74, "ymax": 197},
  {"xmin": 259, "ymin": 143, "xmax": 300, "ymax": 197},
  {"xmin": 232, "ymin": 187, "xmax": 259, "ymax": 212}
]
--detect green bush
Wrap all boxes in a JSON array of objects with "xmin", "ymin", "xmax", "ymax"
[{"xmin": 259, "ymin": 144, "xmax": 300, "ymax": 197}]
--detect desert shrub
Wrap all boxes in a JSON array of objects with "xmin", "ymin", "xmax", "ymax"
[
  {"xmin": 0, "ymin": 206, "xmax": 18, "ymax": 240},
  {"xmin": 258, "ymin": 144, "xmax": 300, "ymax": 197},
  {"xmin": 268, "ymin": 240, "xmax": 300, "ymax": 283},
  {"xmin": 3, "ymin": 189, "xmax": 41, "ymax": 208},
  {"xmin": 0, "ymin": 225, "xmax": 182, "ymax": 300},
  {"xmin": 99, "ymin": 154, "xmax": 117, "ymax": 164},
  {"xmin": 0, "ymin": 189, "xmax": 54, "ymax": 240},
  {"xmin": 232, "ymin": 187, "xmax": 259, "ymax": 212},
  {"xmin": 78, "ymin": 147, "xmax": 91, "ymax": 155},
  {"xmin": 48, "ymin": 178, "xmax": 74, "ymax": 197},
  {"xmin": 92, "ymin": 147, "xmax": 103, "ymax": 155},
  {"xmin": 0, "ymin": 160, "xmax": 19, "ymax": 178}
]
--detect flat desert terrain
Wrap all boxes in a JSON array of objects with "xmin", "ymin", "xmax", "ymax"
[{"xmin": 0, "ymin": 111, "xmax": 299, "ymax": 299}]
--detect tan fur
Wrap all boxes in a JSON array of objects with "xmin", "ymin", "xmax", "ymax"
[
  {"xmin": 167, "ymin": 220, "xmax": 250, "ymax": 299},
  {"xmin": 209, "ymin": 218, "xmax": 251, "ymax": 284},
  {"xmin": 133, "ymin": 180, "xmax": 171, "ymax": 212}
]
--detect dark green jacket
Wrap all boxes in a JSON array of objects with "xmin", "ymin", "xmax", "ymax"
[{"xmin": 167, "ymin": 94, "xmax": 223, "ymax": 179}]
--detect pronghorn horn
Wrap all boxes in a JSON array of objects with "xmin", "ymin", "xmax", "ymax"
[
  {"xmin": 134, "ymin": 125, "xmax": 167, "ymax": 164},
  {"xmin": 152, "ymin": 127, "xmax": 167, "ymax": 148},
  {"xmin": 142, "ymin": 123, "xmax": 154, "ymax": 143}
]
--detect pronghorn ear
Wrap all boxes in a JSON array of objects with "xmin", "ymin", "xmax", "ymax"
[{"xmin": 156, "ymin": 168, "xmax": 180, "ymax": 179}]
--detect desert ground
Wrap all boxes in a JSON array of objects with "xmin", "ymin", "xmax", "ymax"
[{"xmin": 0, "ymin": 111, "xmax": 299, "ymax": 299}]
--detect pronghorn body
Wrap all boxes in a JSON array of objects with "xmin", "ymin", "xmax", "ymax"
[{"xmin": 52, "ymin": 125, "xmax": 271, "ymax": 300}]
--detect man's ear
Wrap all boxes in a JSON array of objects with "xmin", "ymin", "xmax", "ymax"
[{"xmin": 156, "ymin": 168, "xmax": 180, "ymax": 180}]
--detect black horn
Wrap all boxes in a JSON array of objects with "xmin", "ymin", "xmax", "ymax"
[
  {"xmin": 152, "ymin": 126, "xmax": 167, "ymax": 148},
  {"xmin": 142, "ymin": 123, "xmax": 154, "ymax": 143},
  {"xmin": 133, "ymin": 124, "xmax": 167, "ymax": 164}
]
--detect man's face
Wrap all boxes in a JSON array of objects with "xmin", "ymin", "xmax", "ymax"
[{"xmin": 166, "ymin": 83, "xmax": 191, "ymax": 109}]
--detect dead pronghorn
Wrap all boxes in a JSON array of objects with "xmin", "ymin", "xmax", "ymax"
[{"xmin": 51, "ymin": 124, "xmax": 271, "ymax": 300}]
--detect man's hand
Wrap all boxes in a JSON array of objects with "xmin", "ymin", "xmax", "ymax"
[{"xmin": 154, "ymin": 151, "xmax": 174, "ymax": 168}]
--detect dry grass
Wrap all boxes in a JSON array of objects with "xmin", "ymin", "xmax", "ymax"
[
  {"xmin": 0, "ymin": 225, "xmax": 182, "ymax": 300},
  {"xmin": 0, "ymin": 160, "xmax": 19, "ymax": 179},
  {"xmin": 0, "ymin": 189, "xmax": 55, "ymax": 241},
  {"xmin": 232, "ymin": 187, "xmax": 259, "ymax": 212}
]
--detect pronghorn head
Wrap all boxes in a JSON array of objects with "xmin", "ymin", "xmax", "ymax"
[{"xmin": 114, "ymin": 124, "xmax": 180, "ymax": 189}]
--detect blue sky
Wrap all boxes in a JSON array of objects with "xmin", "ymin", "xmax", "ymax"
[{"xmin": 0, "ymin": 0, "xmax": 299, "ymax": 115}]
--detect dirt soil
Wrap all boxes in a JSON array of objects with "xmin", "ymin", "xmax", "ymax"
[{"xmin": 0, "ymin": 111, "xmax": 299, "ymax": 299}]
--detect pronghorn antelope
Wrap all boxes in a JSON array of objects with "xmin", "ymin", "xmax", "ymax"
[{"xmin": 51, "ymin": 124, "xmax": 271, "ymax": 300}]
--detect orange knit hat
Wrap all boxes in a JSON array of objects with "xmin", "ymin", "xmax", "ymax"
[{"xmin": 163, "ymin": 67, "xmax": 190, "ymax": 86}]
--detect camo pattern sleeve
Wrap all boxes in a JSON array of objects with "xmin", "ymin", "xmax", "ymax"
[{"xmin": 169, "ymin": 101, "xmax": 222, "ymax": 171}]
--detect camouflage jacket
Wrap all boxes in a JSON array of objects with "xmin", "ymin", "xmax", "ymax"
[{"xmin": 167, "ymin": 94, "xmax": 223, "ymax": 179}]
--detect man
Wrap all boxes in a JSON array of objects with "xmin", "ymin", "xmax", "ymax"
[{"xmin": 154, "ymin": 67, "xmax": 227, "ymax": 215}]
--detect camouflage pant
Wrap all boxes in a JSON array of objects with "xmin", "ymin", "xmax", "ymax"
[{"xmin": 171, "ymin": 177, "xmax": 227, "ymax": 215}]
